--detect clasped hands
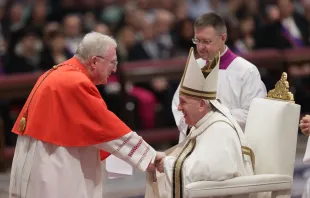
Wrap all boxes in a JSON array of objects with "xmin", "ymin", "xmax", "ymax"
[{"xmin": 147, "ymin": 152, "xmax": 166, "ymax": 173}]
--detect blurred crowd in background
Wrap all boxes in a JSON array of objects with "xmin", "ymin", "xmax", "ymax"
[{"xmin": 0, "ymin": 0, "xmax": 310, "ymax": 146}]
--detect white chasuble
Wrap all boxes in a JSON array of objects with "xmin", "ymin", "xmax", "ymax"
[{"xmin": 145, "ymin": 111, "xmax": 254, "ymax": 198}]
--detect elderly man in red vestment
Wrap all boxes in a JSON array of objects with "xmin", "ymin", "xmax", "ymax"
[{"xmin": 9, "ymin": 32, "xmax": 165, "ymax": 198}]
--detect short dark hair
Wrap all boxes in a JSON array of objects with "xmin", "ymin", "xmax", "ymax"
[{"xmin": 194, "ymin": 12, "xmax": 227, "ymax": 35}]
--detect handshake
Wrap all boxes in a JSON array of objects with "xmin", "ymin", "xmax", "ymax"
[{"xmin": 147, "ymin": 152, "xmax": 166, "ymax": 173}]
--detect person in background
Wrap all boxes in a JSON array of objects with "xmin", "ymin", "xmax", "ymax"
[{"xmin": 172, "ymin": 12, "xmax": 266, "ymax": 142}]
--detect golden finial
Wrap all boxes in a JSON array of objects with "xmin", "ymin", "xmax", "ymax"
[
  {"xmin": 201, "ymin": 52, "xmax": 220, "ymax": 78},
  {"xmin": 266, "ymin": 72, "xmax": 295, "ymax": 103}
]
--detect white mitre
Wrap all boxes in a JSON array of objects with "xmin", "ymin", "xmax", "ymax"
[
  {"xmin": 179, "ymin": 47, "xmax": 226, "ymax": 116},
  {"xmin": 179, "ymin": 47, "xmax": 219, "ymax": 100}
]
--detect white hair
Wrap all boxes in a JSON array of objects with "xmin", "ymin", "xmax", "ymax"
[
  {"xmin": 203, "ymin": 99, "xmax": 210, "ymax": 105},
  {"xmin": 75, "ymin": 32, "xmax": 117, "ymax": 62},
  {"xmin": 203, "ymin": 99, "xmax": 215, "ymax": 111}
]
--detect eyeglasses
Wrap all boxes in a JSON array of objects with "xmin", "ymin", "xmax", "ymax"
[
  {"xmin": 192, "ymin": 38, "xmax": 212, "ymax": 46},
  {"xmin": 96, "ymin": 56, "xmax": 118, "ymax": 67}
]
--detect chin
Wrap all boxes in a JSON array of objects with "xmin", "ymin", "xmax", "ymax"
[
  {"xmin": 184, "ymin": 120, "xmax": 192, "ymax": 127},
  {"xmin": 95, "ymin": 79, "xmax": 107, "ymax": 85},
  {"xmin": 101, "ymin": 79, "xmax": 108, "ymax": 85},
  {"xmin": 199, "ymin": 54, "xmax": 208, "ymax": 60}
]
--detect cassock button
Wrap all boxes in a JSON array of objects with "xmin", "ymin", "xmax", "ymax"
[{"xmin": 53, "ymin": 65, "xmax": 58, "ymax": 70}]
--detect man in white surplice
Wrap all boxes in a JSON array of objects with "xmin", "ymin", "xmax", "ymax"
[
  {"xmin": 172, "ymin": 13, "xmax": 266, "ymax": 142},
  {"xmin": 145, "ymin": 48, "xmax": 254, "ymax": 198}
]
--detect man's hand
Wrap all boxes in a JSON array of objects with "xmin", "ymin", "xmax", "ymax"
[
  {"xmin": 155, "ymin": 158, "xmax": 165, "ymax": 173},
  {"xmin": 147, "ymin": 152, "xmax": 166, "ymax": 172},
  {"xmin": 155, "ymin": 152, "xmax": 165, "ymax": 173},
  {"xmin": 147, "ymin": 162, "xmax": 156, "ymax": 172},
  {"xmin": 300, "ymin": 115, "xmax": 310, "ymax": 135},
  {"xmin": 155, "ymin": 152, "xmax": 166, "ymax": 162}
]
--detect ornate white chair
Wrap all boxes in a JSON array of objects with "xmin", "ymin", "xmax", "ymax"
[{"xmin": 184, "ymin": 73, "xmax": 301, "ymax": 198}]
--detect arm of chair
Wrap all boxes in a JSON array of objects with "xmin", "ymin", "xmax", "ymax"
[{"xmin": 184, "ymin": 174, "xmax": 292, "ymax": 198}]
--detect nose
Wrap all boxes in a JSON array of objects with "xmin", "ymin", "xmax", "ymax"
[
  {"xmin": 112, "ymin": 66, "xmax": 117, "ymax": 73},
  {"xmin": 197, "ymin": 43, "xmax": 206, "ymax": 51}
]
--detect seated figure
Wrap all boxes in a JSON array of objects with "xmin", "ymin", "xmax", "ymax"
[
  {"xmin": 267, "ymin": 72, "xmax": 294, "ymax": 102},
  {"xmin": 145, "ymin": 48, "xmax": 254, "ymax": 198}
]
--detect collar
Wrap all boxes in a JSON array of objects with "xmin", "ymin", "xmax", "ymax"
[
  {"xmin": 195, "ymin": 110, "xmax": 215, "ymax": 128},
  {"xmin": 63, "ymin": 56, "xmax": 92, "ymax": 80},
  {"xmin": 219, "ymin": 46, "xmax": 237, "ymax": 70},
  {"xmin": 204, "ymin": 46, "xmax": 237, "ymax": 70},
  {"xmin": 221, "ymin": 46, "xmax": 228, "ymax": 57}
]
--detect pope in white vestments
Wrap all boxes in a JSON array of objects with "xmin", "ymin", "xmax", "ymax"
[{"xmin": 145, "ymin": 48, "xmax": 254, "ymax": 198}]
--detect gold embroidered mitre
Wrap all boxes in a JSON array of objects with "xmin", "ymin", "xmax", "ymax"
[
  {"xmin": 266, "ymin": 72, "xmax": 295, "ymax": 103},
  {"xmin": 179, "ymin": 47, "xmax": 220, "ymax": 100}
]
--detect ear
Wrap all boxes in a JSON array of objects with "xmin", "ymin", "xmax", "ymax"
[
  {"xmin": 221, "ymin": 33, "xmax": 227, "ymax": 43},
  {"xmin": 92, "ymin": 57, "xmax": 97, "ymax": 65},
  {"xmin": 90, "ymin": 57, "xmax": 97, "ymax": 70},
  {"xmin": 199, "ymin": 99, "xmax": 207, "ymax": 111}
]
